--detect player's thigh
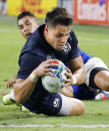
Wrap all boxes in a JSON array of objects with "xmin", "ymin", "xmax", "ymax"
[
  {"xmin": 57, "ymin": 93, "xmax": 85, "ymax": 116},
  {"xmin": 23, "ymin": 93, "xmax": 62, "ymax": 116},
  {"xmin": 94, "ymin": 70, "xmax": 109, "ymax": 91},
  {"xmin": 84, "ymin": 57, "xmax": 108, "ymax": 86}
]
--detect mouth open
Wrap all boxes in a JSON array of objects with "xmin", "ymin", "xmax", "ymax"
[{"xmin": 59, "ymin": 44, "xmax": 65, "ymax": 48}]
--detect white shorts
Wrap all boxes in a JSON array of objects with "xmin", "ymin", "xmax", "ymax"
[
  {"xmin": 57, "ymin": 93, "xmax": 73, "ymax": 116},
  {"xmin": 57, "ymin": 93, "xmax": 83, "ymax": 116},
  {"xmin": 84, "ymin": 57, "xmax": 108, "ymax": 86}
]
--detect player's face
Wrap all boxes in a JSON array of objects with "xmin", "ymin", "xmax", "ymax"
[
  {"xmin": 45, "ymin": 24, "xmax": 71, "ymax": 51},
  {"xmin": 18, "ymin": 16, "xmax": 40, "ymax": 39}
]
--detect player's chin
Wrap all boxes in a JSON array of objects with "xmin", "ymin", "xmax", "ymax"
[
  {"xmin": 24, "ymin": 35, "xmax": 29, "ymax": 39},
  {"xmin": 56, "ymin": 46, "xmax": 65, "ymax": 51},
  {"xmin": 25, "ymin": 33, "xmax": 31, "ymax": 39}
]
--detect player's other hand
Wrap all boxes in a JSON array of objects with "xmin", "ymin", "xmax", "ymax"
[
  {"xmin": 7, "ymin": 76, "xmax": 17, "ymax": 88},
  {"xmin": 62, "ymin": 67, "xmax": 74, "ymax": 86},
  {"xmin": 33, "ymin": 59, "xmax": 58, "ymax": 77}
]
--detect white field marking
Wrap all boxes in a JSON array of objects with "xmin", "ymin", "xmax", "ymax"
[
  {"xmin": 0, "ymin": 28, "xmax": 109, "ymax": 43},
  {"xmin": 0, "ymin": 124, "xmax": 54, "ymax": 128},
  {"xmin": 61, "ymin": 124, "xmax": 109, "ymax": 128},
  {"xmin": 0, "ymin": 29, "xmax": 18, "ymax": 33},
  {"xmin": 78, "ymin": 37, "xmax": 109, "ymax": 43},
  {"xmin": 0, "ymin": 124, "xmax": 109, "ymax": 128}
]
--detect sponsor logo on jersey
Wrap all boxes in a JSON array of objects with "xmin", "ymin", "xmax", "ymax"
[{"xmin": 63, "ymin": 42, "xmax": 71, "ymax": 54}]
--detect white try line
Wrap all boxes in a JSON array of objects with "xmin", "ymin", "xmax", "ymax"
[{"xmin": 0, "ymin": 124, "xmax": 109, "ymax": 128}]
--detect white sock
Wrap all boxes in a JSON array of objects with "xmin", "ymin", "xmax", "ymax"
[{"xmin": 10, "ymin": 90, "xmax": 15, "ymax": 101}]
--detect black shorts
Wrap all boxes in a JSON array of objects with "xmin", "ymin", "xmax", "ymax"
[{"xmin": 23, "ymin": 93, "xmax": 62, "ymax": 116}]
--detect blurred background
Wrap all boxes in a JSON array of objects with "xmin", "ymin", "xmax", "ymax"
[{"xmin": 0, "ymin": 0, "xmax": 109, "ymax": 26}]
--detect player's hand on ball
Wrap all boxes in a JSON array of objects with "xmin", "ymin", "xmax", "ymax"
[
  {"xmin": 62, "ymin": 67, "xmax": 75, "ymax": 86},
  {"xmin": 33, "ymin": 59, "xmax": 59, "ymax": 77},
  {"xmin": 42, "ymin": 60, "xmax": 66, "ymax": 93}
]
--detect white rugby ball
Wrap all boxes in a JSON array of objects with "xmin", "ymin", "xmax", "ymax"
[{"xmin": 42, "ymin": 60, "xmax": 67, "ymax": 93}]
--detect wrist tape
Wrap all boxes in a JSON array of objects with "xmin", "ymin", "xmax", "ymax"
[
  {"xmin": 72, "ymin": 75, "xmax": 77, "ymax": 85},
  {"xmin": 29, "ymin": 72, "xmax": 38, "ymax": 83}
]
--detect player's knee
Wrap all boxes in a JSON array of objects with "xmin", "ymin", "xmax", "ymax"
[
  {"xmin": 96, "ymin": 79, "xmax": 109, "ymax": 91},
  {"xmin": 77, "ymin": 101, "xmax": 85, "ymax": 116},
  {"xmin": 69, "ymin": 99, "xmax": 85, "ymax": 116},
  {"xmin": 58, "ymin": 94, "xmax": 85, "ymax": 116},
  {"xmin": 102, "ymin": 83, "xmax": 109, "ymax": 91}
]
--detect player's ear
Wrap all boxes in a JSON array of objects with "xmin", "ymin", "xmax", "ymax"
[
  {"xmin": 36, "ymin": 21, "xmax": 40, "ymax": 26},
  {"xmin": 45, "ymin": 25, "xmax": 49, "ymax": 33}
]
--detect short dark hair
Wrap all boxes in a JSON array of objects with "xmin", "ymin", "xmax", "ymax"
[
  {"xmin": 17, "ymin": 11, "xmax": 36, "ymax": 22},
  {"xmin": 45, "ymin": 7, "xmax": 73, "ymax": 27}
]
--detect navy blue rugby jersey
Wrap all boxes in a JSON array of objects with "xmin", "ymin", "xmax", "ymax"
[{"xmin": 17, "ymin": 24, "xmax": 80, "ymax": 101}]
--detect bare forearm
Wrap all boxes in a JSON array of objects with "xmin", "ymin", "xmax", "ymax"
[
  {"xmin": 68, "ymin": 56, "xmax": 85, "ymax": 86},
  {"xmin": 14, "ymin": 78, "xmax": 36, "ymax": 104},
  {"xmin": 72, "ymin": 66, "xmax": 85, "ymax": 85},
  {"xmin": 13, "ymin": 59, "xmax": 58, "ymax": 104}
]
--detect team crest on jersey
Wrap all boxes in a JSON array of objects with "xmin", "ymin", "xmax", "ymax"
[
  {"xmin": 63, "ymin": 42, "xmax": 71, "ymax": 54},
  {"xmin": 53, "ymin": 98, "xmax": 60, "ymax": 108}
]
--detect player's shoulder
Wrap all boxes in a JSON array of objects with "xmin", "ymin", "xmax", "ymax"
[
  {"xmin": 68, "ymin": 29, "xmax": 78, "ymax": 44},
  {"xmin": 66, "ymin": 29, "xmax": 78, "ymax": 49},
  {"xmin": 69, "ymin": 29, "xmax": 77, "ymax": 38},
  {"xmin": 21, "ymin": 25, "xmax": 46, "ymax": 57}
]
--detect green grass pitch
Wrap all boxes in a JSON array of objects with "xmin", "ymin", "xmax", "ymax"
[{"xmin": 0, "ymin": 15, "xmax": 109, "ymax": 131}]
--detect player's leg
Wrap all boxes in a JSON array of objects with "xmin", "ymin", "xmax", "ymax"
[
  {"xmin": 24, "ymin": 92, "xmax": 85, "ymax": 116},
  {"xmin": 92, "ymin": 69, "xmax": 109, "ymax": 91},
  {"xmin": 3, "ymin": 76, "xmax": 17, "ymax": 105},
  {"xmin": 89, "ymin": 68, "xmax": 109, "ymax": 99},
  {"xmin": 57, "ymin": 93, "xmax": 85, "ymax": 116},
  {"xmin": 3, "ymin": 90, "xmax": 24, "ymax": 110},
  {"xmin": 85, "ymin": 57, "xmax": 109, "ymax": 99},
  {"xmin": 72, "ymin": 84, "xmax": 96, "ymax": 100},
  {"xmin": 59, "ymin": 86, "xmax": 74, "ymax": 97},
  {"xmin": 3, "ymin": 90, "xmax": 15, "ymax": 105},
  {"xmin": 59, "ymin": 82, "xmax": 96, "ymax": 100}
]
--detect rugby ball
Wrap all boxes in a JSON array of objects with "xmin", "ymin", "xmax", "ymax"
[{"xmin": 42, "ymin": 60, "xmax": 67, "ymax": 93}]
